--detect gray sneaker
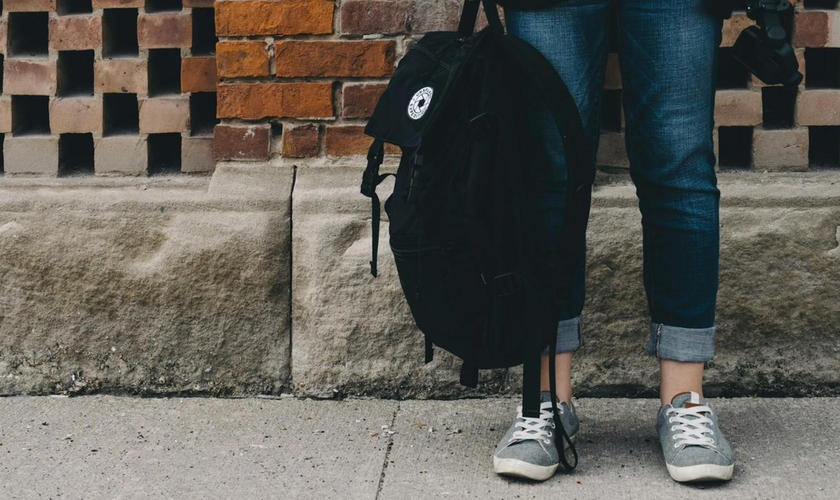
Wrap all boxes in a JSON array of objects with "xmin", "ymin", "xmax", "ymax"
[
  {"xmin": 657, "ymin": 391, "xmax": 735, "ymax": 483},
  {"xmin": 493, "ymin": 391, "xmax": 579, "ymax": 481}
]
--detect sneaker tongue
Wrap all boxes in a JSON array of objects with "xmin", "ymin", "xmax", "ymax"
[
  {"xmin": 670, "ymin": 391, "xmax": 705, "ymax": 409},
  {"xmin": 539, "ymin": 391, "xmax": 556, "ymax": 404}
]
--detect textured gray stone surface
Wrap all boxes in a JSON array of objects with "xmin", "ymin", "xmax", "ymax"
[
  {"xmin": 292, "ymin": 169, "xmax": 840, "ymax": 397},
  {"xmin": 0, "ymin": 395, "xmax": 396, "ymax": 500},
  {"xmin": 380, "ymin": 397, "xmax": 840, "ymax": 500},
  {"xmin": 0, "ymin": 166, "xmax": 293, "ymax": 395},
  {"xmin": 1, "ymin": 396, "xmax": 838, "ymax": 499}
]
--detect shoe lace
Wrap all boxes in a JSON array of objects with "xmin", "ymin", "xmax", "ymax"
[
  {"xmin": 510, "ymin": 402, "xmax": 560, "ymax": 445},
  {"xmin": 666, "ymin": 405, "xmax": 716, "ymax": 448}
]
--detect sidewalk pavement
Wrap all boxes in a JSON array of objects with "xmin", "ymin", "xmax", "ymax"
[{"xmin": 1, "ymin": 396, "xmax": 838, "ymax": 499}]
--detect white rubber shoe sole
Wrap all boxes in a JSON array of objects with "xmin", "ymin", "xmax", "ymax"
[
  {"xmin": 493, "ymin": 457, "xmax": 558, "ymax": 481},
  {"xmin": 493, "ymin": 435, "xmax": 575, "ymax": 481},
  {"xmin": 666, "ymin": 463, "xmax": 734, "ymax": 482}
]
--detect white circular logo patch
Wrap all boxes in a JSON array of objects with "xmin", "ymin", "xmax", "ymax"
[{"xmin": 407, "ymin": 87, "xmax": 434, "ymax": 120}]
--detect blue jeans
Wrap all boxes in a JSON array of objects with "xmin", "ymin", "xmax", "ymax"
[{"xmin": 509, "ymin": 0, "xmax": 723, "ymax": 362}]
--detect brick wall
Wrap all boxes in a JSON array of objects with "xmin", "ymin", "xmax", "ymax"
[
  {"xmin": 215, "ymin": 0, "xmax": 840, "ymax": 172},
  {"xmin": 0, "ymin": 0, "xmax": 218, "ymax": 176},
  {"xmin": 4, "ymin": 1, "xmax": 838, "ymax": 176}
]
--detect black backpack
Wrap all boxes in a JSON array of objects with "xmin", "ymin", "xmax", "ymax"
[{"xmin": 360, "ymin": 0, "xmax": 595, "ymax": 469}]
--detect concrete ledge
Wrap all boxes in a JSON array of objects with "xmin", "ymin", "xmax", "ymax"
[
  {"xmin": 0, "ymin": 166, "xmax": 293, "ymax": 395},
  {"xmin": 292, "ymin": 169, "xmax": 840, "ymax": 398},
  {"xmin": 2, "ymin": 167, "xmax": 838, "ymax": 397}
]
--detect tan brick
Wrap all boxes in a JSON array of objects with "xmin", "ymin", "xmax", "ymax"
[
  {"xmin": 181, "ymin": 136, "xmax": 215, "ymax": 173},
  {"xmin": 275, "ymin": 41, "xmax": 396, "ymax": 78},
  {"xmin": 722, "ymin": 13, "xmax": 753, "ymax": 48},
  {"xmin": 796, "ymin": 90, "xmax": 840, "ymax": 126},
  {"xmin": 0, "ymin": 20, "xmax": 8, "ymax": 56},
  {"xmin": 92, "ymin": 0, "xmax": 143, "ymax": 7},
  {"xmin": 0, "ymin": 98, "xmax": 10, "ymax": 133},
  {"xmin": 604, "ymin": 53, "xmax": 621, "ymax": 90},
  {"xmin": 95, "ymin": 136, "xmax": 147, "ymax": 175},
  {"xmin": 95, "ymin": 59, "xmax": 148, "ymax": 94},
  {"xmin": 4, "ymin": 60, "xmax": 57, "ymax": 96},
  {"xmin": 217, "ymin": 83, "xmax": 333, "ymax": 120},
  {"xmin": 181, "ymin": 57, "xmax": 217, "ymax": 93},
  {"xmin": 5, "ymin": 0, "xmax": 55, "ymax": 11},
  {"xmin": 50, "ymin": 97, "xmax": 103, "ymax": 134},
  {"xmin": 139, "ymin": 97, "xmax": 190, "ymax": 133},
  {"xmin": 216, "ymin": 0, "xmax": 334, "ymax": 36},
  {"xmin": 596, "ymin": 131, "xmax": 629, "ymax": 169},
  {"xmin": 752, "ymin": 128, "xmax": 809, "ymax": 171},
  {"xmin": 214, "ymin": 124, "xmax": 271, "ymax": 161},
  {"xmin": 715, "ymin": 90, "xmax": 763, "ymax": 126},
  {"xmin": 5, "ymin": 136, "xmax": 59, "ymax": 176},
  {"xmin": 138, "ymin": 13, "xmax": 192, "ymax": 49},
  {"xmin": 324, "ymin": 125, "xmax": 398, "ymax": 157},
  {"xmin": 49, "ymin": 15, "xmax": 101, "ymax": 51},
  {"xmin": 342, "ymin": 84, "xmax": 386, "ymax": 119},
  {"xmin": 283, "ymin": 124, "xmax": 319, "ymax": 158},
  {"xmin": 217, "ymin": 41, "xmax": 270, "ymax": 78}
]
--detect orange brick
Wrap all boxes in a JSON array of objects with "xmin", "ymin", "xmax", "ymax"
[
  {"xmin": 216, "ymin": 0, "xmax": 334, "ymax": 36},
  {"xmin": 324, "ymin": 126, "xmax": 398, "ymax": 157},
  {"xmin": 181, "ymin": 57, "xmax": 217, "ymax": 93},
  {"xmin": 283, "ymin": 124, "xmax": 320, "ymax": 158},
  {"xmin": 275, "ymin": 41, "xmax": 395, "ymax": 78},
  {"xmin": 217, "ymin": 83, "xmax": 333, "ymax": 120},
  {"xmin": 342, "ymin": 83, "xmax": 386, "ymax": 119},
  {"xmin": 138, "ymin": 13, "xmax": 192, "ymax": 49},
  {"xmin": 217, "ymin": 41, "xmax": 270, "ymax": 78}
]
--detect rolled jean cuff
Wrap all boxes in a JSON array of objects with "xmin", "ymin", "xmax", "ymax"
[
  {"xmin": 645, "ymin": 322, "xmax": 716, "ymax": 363},
  {"xmin": 542, "ymin": 316, "xmax": 583, "ymax": 355}
]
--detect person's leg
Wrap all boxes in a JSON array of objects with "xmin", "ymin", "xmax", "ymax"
[
  {"xmin": 617, "ymin": 0, "xmax": 721, "ymax": 397},
  {"xmin": 617, "ymin": 0, "xmax": 733, "ymax": 482},
  {"xmin": 493, "ymin": 0, "xmax": 609, "ymax": 482},
  {"xmin": 507, "ymin": 0, "xmax": 610, "ymax": 405}
]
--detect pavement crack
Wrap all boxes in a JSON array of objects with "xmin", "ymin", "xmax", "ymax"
[{"xmin": 374, "ymin": 401, "xmax": 400, "ymax": 500}]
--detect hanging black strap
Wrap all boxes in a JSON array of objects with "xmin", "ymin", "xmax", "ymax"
[
  {"xmin": 458, "ymin": 0, "xmax": 504, "ymax": 36},
  {"xmin": 424, "ymin": 337, "xmax": 434, "ymax": 364},
  {"xmin": 460, "ymin": 360, "xmax": 479, "ymax": 388},
  {"xmin": 360, "ymin": 139, "xmax": 395, "ymax": 277},
  {"xmin": 520, "ymin": 292, "xmax": 542, "ymax": 419},
  {"xmin": 548, "ymin": 335, "xmax": 578, "ymax": 471}
]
